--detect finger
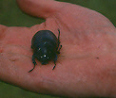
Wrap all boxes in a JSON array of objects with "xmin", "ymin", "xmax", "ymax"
[
  {"xmin": 16, "ymin": 0, "xmax": 65, "ymax": 19},
  {"xmin": 0, "ymin": 25, "xmax": 7, "ymax": 40}
]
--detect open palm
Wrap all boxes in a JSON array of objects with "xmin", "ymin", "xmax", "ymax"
[{"xmin": 0, "ymin": 0, "xmax": 116, "ymax": 97}]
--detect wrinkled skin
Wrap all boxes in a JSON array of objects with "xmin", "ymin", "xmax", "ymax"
[{"xmin": 0, "ymin": 0, "xmax": 116, "ymax": 97}]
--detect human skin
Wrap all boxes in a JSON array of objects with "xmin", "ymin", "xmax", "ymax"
[{"xmin": 0, "ymin": 0, "xmax": 116, "ymax": 97}]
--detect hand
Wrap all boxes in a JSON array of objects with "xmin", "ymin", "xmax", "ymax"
[{"xmin": 0, "ymin": 0, "xmax": 116, "ymax": 97}]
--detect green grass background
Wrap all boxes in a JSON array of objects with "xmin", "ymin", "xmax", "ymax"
[{"xmin": 0, "ymin": 0, "xmax": 116, "ymax": 98}]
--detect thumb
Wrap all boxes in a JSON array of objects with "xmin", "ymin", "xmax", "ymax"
[{"xmin": 16, "ymin": 0, "xmax": 65, "ymax": 19}]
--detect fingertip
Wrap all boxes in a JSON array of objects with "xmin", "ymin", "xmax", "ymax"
[{"xmin": 16, "ymin": 0, "xmax": 65, "ymax": 19}]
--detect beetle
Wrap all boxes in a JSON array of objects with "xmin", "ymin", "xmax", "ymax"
[{"xmin": 29, "ymin": 29, "xmax": 62, "ymax": 72}]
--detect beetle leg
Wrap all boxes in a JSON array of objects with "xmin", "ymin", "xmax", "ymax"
[
  {"xmin": 32, "ymin": 54, "xmax": 37, "ymax": 65},
  {"xmin": 57, "ymin": 29, "xmax": 62, "ymax": 54},
  {"xmin": 57, "ymin": 45, "xmax": 62, "ymax": 54},
  {"xmin": 29, "ymin": 54, "xmax": 37, "ymax": 72},
  {"xmin": 58, "ymin": 29, "xmax": 60, "ymax": 47},
  {"xmin": 52, "ymin": 63, "xmax": 56, "ymax": 70},
  {"xmin": 52, "ymin": 54, "xmax": 57, "ymax": 70},
  {"xmin": 28, "ymin": 65, "xmax": 36, "ymax": 72}
]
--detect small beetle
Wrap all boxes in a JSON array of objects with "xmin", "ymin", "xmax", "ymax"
[{"xmin": 29, "ymin": 29, "xmax": 62, "ymax": 72}]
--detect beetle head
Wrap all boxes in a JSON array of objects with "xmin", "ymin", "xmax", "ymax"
[{"xmin": 36, "ymin": 47, "xmax": 55, "ymax": 65}]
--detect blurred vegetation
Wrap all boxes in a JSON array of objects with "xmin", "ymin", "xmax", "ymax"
[
  {"xmin": 0, "ymin": 0, "xmax": 44, "ymax": 27},
  {"xmin": 0, "ymin": 0, "xmax": 116, "ymax": 98}
]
